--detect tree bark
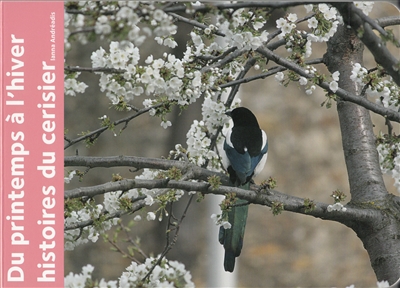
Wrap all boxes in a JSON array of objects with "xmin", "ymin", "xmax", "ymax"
[{"xmin": 324, "ymin": 24, "xmax": 400, "ymax": 284}]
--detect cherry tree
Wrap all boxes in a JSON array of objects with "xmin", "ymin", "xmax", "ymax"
[{"xmin": 63, "ymin": 2, "xmax": 400, "ymax": 287}]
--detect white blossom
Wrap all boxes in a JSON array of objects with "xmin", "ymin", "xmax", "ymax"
[
  {"xmin": 221, "ymin": 221, "xmax": 232, "ymax": 229},
  {"xmin": 332, "ymin": 71, "xmax": 340, "ymax": 81},
  {"xmin": 276, "ymin": 18, "xmax": 287, "ymax": 29},
  {"xmin": 327, "ymin": 203, "xmax": 347, "ymax": 212},
  {"xmin": 306, "ymin": 85, "xmax": 316, "ymax": 95},
  {"xmin": 275, "ymin": 72, "xmax": 284, "ymax": 82},
  {"xmin": 304, "ymin": 4, "xmax": 314, "ymax": 13},
  {"xmin": 65, "ymin": 259, "xmax": 193, "ymax": 288},
  {"xmin": 161, "ymin": 120, "xmax": 172, "ymax": 129},
  {"xmin": 64, "ymin": 170, "xmax": 76, "ymax": 184},
  {"xmin": 299, "ymin": 77, "xmax": 308, "ymax": 86},
  {"xmin": 307, "ymin": 17, "xmax": 318, "ymax": 29},
  {"xmin": 329, "ymin": 81, "xmax": 339, "ymax": 93},
  {"xmin": 354, "ymin": 2, "xmax": 374, "ymax": 15},
  {"xmin": 287, "ymin": 13, "xmax": 298, "ymax": 22},
  {"xmin": 147, "ymin": 212, "xmax": 156, "ymax": 221}
]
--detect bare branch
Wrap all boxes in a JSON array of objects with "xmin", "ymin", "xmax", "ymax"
[
  {"xmin": 142, "ymin": 195, "xmax": 194, "ymax": 282},
  {"xmin": 68, "ymin": 27, "xmax": 95, "ymax": 37},
  {"xmin": 377, "ymin": 16, "xmax": 400, "ymax": 28},
  {"xmin": 64, "ymin": 104, "xmax": 164, "ymax": 150},
  {"xmin": 65, "ymin": 66, "xmax": 126, "ymax": 74}
]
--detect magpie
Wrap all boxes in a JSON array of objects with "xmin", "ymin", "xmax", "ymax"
[{"xmin": 219, "ymin": 107, "xmax": 268, "ymax": 272}]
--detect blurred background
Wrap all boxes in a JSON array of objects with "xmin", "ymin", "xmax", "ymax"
[{"xmin": 64, "ymin": 2, "xmax": 399, "ymax": 287}]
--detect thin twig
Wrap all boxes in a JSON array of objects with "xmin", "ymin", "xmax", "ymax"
[
  {"xmin": 168, "ymin": 12, "xmax": 226, "ymax": 37},
  {"xmin": 64, "ymin": 103, "xmax": 164, "ymax": 150},
  {"xmin": 142, "ymin": 194, "xmax": 194, "ymax": 282}
]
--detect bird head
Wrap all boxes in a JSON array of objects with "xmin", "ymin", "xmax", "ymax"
[{"xmin": 225, "ymin": 107, "xmax": 260, "ymax": 128}]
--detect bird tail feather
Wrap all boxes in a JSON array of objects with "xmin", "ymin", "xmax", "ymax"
[{"xmin": 219, "ymin": 183, "xmax": 249, "ymax": 272}]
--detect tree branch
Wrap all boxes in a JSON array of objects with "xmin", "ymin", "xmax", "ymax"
[
  {"xmin": 168, "ymin": 12, "xmax": 226, "ymax": 37},
  {"xmin": 219, "ymin": 58, "xmax": 324, "ymax": 90},
  {"xmin": 64, "ymin": 175, "xmax": 380, "ymax": 226},
  {"xmin": 332, "ymin": 2, "xmax": 400, "ymax": 86},
  {"xmin": 163, "ymin": 2, "xmax": 317, "ymax": 14},
  {"xmin": 377, "ymin": 16, "xmax": 400, "ymax": 28},
  {"xmin": 255, "ymin": 46, "xmax": 400, "ymax": 123},
  {"xmin": 65, "ymin": 66, "xmax": 126, "ymax": 74},
  {"xmin": 64, "ymin": 155, "xmax": 222, "ymax": 182}
]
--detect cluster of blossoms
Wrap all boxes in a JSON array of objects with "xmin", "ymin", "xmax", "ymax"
[
  {"xmin": 214, "ymin": 9, "xmax": 269, "ymax": 51},
  {"xmin": 354, "ymin": 1, "xmax": 374, "ymax": 15},
  {"xmin": 375, "ymin": 80, "xmax": 400, "ymax": 110},
  {"xmin": 64, "ymin": 264, "xmax": 117, "ymax": 287},
  {"xmin": 186, "ymin": 92, "xmax": 242, "ymax": 169},
  {"xmin": 65, "ymin": 2, "xmax": 177, "ymax": 49},
  {"xmin": 276, "ymin": 13, "xmax": 298, "ymax": 38},
  {"xmin": 210, "ymin": 213, "xmax": 231, "ymax": 229},
  {"xmin": 304, "ymin": 4, "xmax": 341, "ymax": 43},
  {"xmin": 91, "ymin": 41, "xmax": 141, "ymax": 104},
  {"xmin": 184, "ymin": 7, "xmax": 270, "ymax": 72},
  {"xmin": 350, "ymin": 63, "xmax": 369, "ymax": 84},
  {"xmin": 272, "ymin": 4, "xmax": 346, "ymax": 96},
  {"xmin": 65, "ymin": 259, "xmax": 194, "ymax": 288},
  {"xmin": 65, "ymin": 168, "xmax": 187, "ymax": 250},
  {"xmin": 186, "ymin": 120, "xmax": 213, "ymax": 166},
  {"xmin": 327, "ymin": 202, "xmax": 347, "ymax": 212},
  {"xmin": 120, "ymin": 258, "xmax": 194, "ymax": 288},
  {"xmin": 377, "ymin": 141, "xmax": 400, "ymax": 192},
  {"xmin": 350, "ymin": 63, "xmax": 400, "ymax": 110},
  {"xmin": 329, "ymin": 71, "xmax": 340, "ymax": 93},
  {"xmin": 346, "ymin": 281, "xmax": 391, "ymax": 288},
  {"xmin": 64, "ymin": 72, "xmax": 88, "ymax": 97},
  {"xmin": 64, "ymin": 201, "xmax": 118, "ymax": 251},
  {"xmin": 201, "ymin": 96, "xmax": 229, "ymax": 134},
  {"xmin": 91, "ymin": 39, "xmax": 213, "ymax": 130}
]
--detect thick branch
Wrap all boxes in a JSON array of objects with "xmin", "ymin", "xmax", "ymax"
[
  {"xmin": 332, "ymin": 3, "xmax": 400, "ymax": 86},
  {"xmin": 324, "ymin": 24, "xmax": 387, "ymax": 202},
  {"xmin": 377, "ymin": 16, "xmax": 400, "ymax": 28},
  {"xmin": 325, "ymin": 23, "xmax": 400, "ymax": 283},
  {"xmin": 64, "ymin": 177, "xmax": 379, "ymax": 226}
]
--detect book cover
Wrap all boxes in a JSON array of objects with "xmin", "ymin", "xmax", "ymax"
[
  {"xmin": 2, "ymin": 1, "xmax": 398, "ymax": 287},
  {"xmin": 1, "ymin": 1, "xmax": 64, "ymax": 287}
]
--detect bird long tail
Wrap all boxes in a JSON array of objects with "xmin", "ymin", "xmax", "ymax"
[{"xmin": 219, "ymin": 183, "xmax": 249, "ymax": 272}]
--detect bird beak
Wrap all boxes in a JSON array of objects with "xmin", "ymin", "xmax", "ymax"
[{"xmin": 225, "ymin": 111, "xmax": 232, "ymax": 117}]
